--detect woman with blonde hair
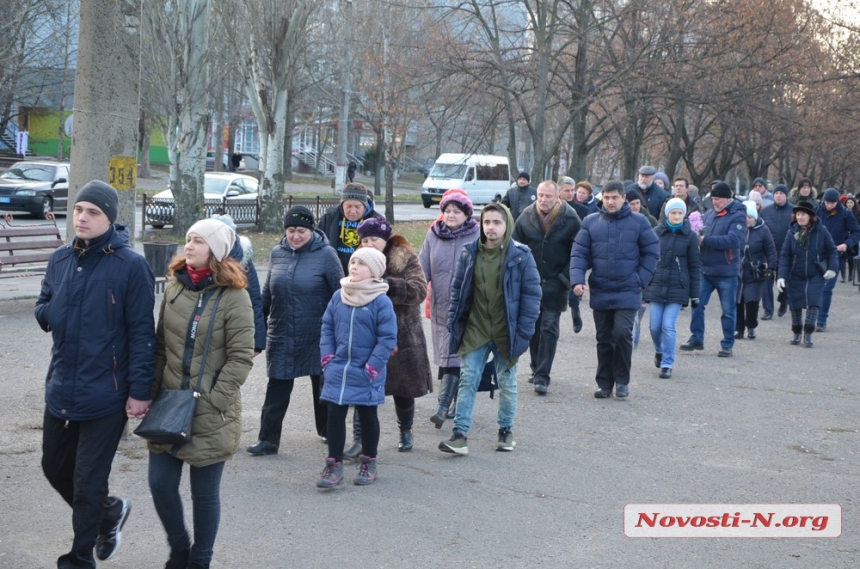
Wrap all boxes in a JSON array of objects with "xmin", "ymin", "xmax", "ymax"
[{"xmin": 149, "ymin": 219, "xmax": 255, "ymax": 569}]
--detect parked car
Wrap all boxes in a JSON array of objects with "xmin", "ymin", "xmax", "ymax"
[
  {"xmin": 146, "ymin": 172, "xmax": 259, "ymax": 228},
  {"xmin": 0, "ymin": 161, "xmax": 70, "ymax": 218}
]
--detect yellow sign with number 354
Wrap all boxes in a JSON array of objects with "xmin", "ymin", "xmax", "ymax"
[{"xmin": 108, "ymin": 156, "xmax": 136, "ymax": 190}]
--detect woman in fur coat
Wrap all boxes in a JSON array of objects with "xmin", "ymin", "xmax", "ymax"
[{"xmin": 351, "ymin": 217, "xmax": 432, "ymax": 453}]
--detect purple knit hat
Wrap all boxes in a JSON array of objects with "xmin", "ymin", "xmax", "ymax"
[
  {"xmin": 357, "ymin": 217, "xmax": 392, "ymax": 241},
  {"xmin": 439, "ymin": 188, "xmax": 474, "ymax": 217}
]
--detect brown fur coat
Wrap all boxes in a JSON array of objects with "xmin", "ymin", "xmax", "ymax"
[{"xmin": 381, "ymin": 235, "xmax": 433, "ymax": 398}]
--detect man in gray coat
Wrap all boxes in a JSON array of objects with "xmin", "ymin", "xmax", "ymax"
[{"xmin": 512, "ymin": 180, "xmax": 581, "ymax": 395}]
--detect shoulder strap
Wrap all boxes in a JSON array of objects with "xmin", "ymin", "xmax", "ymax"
[
  {"xmin": 194, "ymin": 289, "xmax": 224, "ymax": 393},
  {"xmin": 180, "ymin": 288, "xmax": 220, "ymax": 391}
]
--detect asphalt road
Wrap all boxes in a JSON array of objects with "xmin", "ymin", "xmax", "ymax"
[{"xmin": 1, "ymin": 276, "xmax": 858, "ymax": 567}]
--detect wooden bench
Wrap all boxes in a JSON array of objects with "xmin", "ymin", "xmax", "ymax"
[{"xmin": 0, "ymin": 213, "xmax": 64, "ymax": 276}]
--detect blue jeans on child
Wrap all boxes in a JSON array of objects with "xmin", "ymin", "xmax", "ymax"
[
  {"xmin": 149, "ymin": 451, "xmax": 225, "ymax": 566},
  {"xmin": 649, "ymin": 302, "xmax": 682, "ymax": 369},
  {"xmin": 453, "ymin": 340, "xmax": 517, "ymax": 435}
]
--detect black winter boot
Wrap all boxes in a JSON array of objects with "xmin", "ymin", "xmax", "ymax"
[
  {"xmin": 164, "ymin": 549, "xmax": 190, "ymax": 569},
  {"xmin": 431, "ymin": 373, "xmax": 459, "ymax": 428},
  {"xmin": 396, "ymin": 402, "xmax": 415, "ymax": 452},
  {"xmin": 790, "ymin": 325, "xmax": 802, "ymax": 345},
  {"xmin": 803, "ymin": 324, "xmax": 814, "ymax": 348}
]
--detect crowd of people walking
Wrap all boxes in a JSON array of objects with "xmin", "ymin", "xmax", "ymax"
[{"xmin": 34, "ymin": 173, "xmax": 859, "ymax": 567}]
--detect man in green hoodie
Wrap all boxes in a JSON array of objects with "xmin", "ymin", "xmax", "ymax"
[{"xmin": 440, "ymin": 203, "xmax": 542, "ymax": 455}]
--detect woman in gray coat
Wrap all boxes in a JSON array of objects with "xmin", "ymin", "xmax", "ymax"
[
  {"xmin": 247, "ymin": 207, "xmax": 343, "ymax": 456},
  {"xmin": 417, "ymin": 189, "xmax": 479, "ymax": 427}
]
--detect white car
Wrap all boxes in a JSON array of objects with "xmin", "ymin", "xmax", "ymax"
[{"xmin": 146, "ymin": 173, "xmax": 259, "ymax": 228}]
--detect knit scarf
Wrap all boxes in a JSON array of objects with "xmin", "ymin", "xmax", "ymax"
[
  {"xmin": 339, "ymin": 276, "xmax": 389, "ymax": 307},
  {"xmin": 431, "ymin": 218, "xmax": 478, "ymax": 240},
  {"xmin": 538, "ymin": 200, "xmax": 564, "ymax": 233},
  {"xmin": 794, "ymin": 225, "xmax": 811, "ymax": 249}
]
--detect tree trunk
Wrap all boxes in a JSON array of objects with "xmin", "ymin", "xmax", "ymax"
[{"xmin": 259, "ymin": 89, "xmax": 288, "ymax": 233}]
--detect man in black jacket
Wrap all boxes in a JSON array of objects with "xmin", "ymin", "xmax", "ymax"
[
  {"xmin": 513, "ymin": 180, "xmax": 581, "ymax": 395},
  {"xmin": 36, "ymin": 181, "xmax": 156, "ymax": 567},
  {"xmin": 501, "ymin": 171, "xmax": 536, "ymax": 220},
  {"xmin": 629, "ymin": 166, "xmax": 670, "ymax": 218},
  {"xmin": 814, "ymin": 188, "xmax": 860, "ymax": 331},
  {"xmin": 759, "ymin": 184, "xmax": 794, "ymax": 318}
]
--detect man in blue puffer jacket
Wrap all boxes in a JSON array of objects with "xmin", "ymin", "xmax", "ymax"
[
  {"xmin": 570, "ymin": 181, "xmax": 659, "ymax": 399},
  {"xmin": 440, "ymin": 203, "xmax": 541, "ymax": 456},
  {"xmin": 35, "ymin": 181, "xmax": 156, "ymax": 568},
  {"xmin": 681, "ymin": 182, "xmax": 747, "ymax": 357}
]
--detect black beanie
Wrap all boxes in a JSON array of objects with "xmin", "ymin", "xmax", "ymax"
[
  {"xmin": 284, "ymin": 205, "xmax": 315, "ymax": 229},
  {"xmin": 710, "ymin": 182, "xmax": 733, "ymax": 199},
  {"xmin": 76, "ymin": 180, "xmax": 118, "ymax": 223},
  {"xmin": 518, "ymin": 171, "xmax": 530, "ymax": 183}
]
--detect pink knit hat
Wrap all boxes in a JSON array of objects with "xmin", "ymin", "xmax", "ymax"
[{"xmin": 439, "ymin": 188, "xmax": 474, "ymax": 217}]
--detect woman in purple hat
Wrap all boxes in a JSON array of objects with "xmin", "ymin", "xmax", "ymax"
[{"xmin": 418, "ymin": 189, "xmax": 480, "ymax": 427}]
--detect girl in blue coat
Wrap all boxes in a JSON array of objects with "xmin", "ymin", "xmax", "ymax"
[{"xmin": 317, "ymin": 247, "xmax": 397, "ymax": 488}]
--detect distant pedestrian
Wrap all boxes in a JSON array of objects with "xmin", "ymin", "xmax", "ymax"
[
  {"xmin": 347, "ymin": 160, "xmax": 357, "ymax": 183},
  {"xmin": 501, "ymin": 171, "xmax": 536, "ymax": 220},
  {"xmin": 777, "ymin": 201, "xmax": 838, "ymax": 347},
  {"xmin": 760, "ymin": 184, "xmax": 794, "ymax": 319},
  {"xmin": 813, "ymin": 188, "xmax": 860, "ymax": 330},
  {"xmin": 735, "ymin": 201, "xmax": 777, "ymax": 340}
]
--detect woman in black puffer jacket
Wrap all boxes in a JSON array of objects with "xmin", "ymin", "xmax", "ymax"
[
  {"xmin": 247, "ymin": 206, "xmax": 344, "ymax": 456},
  {"xmin": 644, "ymin": 198, "xmax": 701, "ymax": 379},
  {"xmin": 736, "ymin": 201, "xmax": 777, "ymax": 340}
]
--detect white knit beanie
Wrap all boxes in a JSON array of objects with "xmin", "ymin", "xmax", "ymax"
[
  {"xmin": 187, "ymin": 218, "xmax": 235, "ymax": 262},
  {"xmin": 350, "ymin": 247, "xmax": 386, "ymax": 279}
]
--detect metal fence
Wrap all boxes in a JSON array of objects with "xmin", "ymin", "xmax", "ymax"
[{"xmin": 142, "ymin": 194, "xmax": 341, "ymax": 229}]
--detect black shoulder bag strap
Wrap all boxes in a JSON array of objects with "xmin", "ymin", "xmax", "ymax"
[{"xmin": 180, "ymin": 287, "xmax": 224, "ymax": 394}]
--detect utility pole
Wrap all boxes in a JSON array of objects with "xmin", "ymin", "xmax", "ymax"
[
  {"xmin": 334, "ymin": 0, "xmax": 353, "ymax": 195},
  {"xmin": 68, "ymin": 0, "xmax": 141, "ymax": 238}
]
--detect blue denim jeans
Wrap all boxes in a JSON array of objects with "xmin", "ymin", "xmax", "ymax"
[
  {"xmin": 818, "ymin": 277, "xmax": 837, "ymax": 325},
  {"xmin": 690, "ymin": 274, "xmax": 739, "ymax": 349},
  {"xmin": 149, "ymin": 451, "xmax": 225, "ymax": 566},
  {"xmin": 453, "ymin": 341, "xmax": 517, "ymax": 435},
  {"xmin": 649, "ymin": 302, "xmax": 682, "ymax": 369}
]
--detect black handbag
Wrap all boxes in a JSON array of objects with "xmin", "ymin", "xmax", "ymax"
[
  {"xmin": 751, "ymin": 262, "xmax": 772, "ymax": 282},
  {"xmin": 135, "ymin": 289, "xmax": 223, "ymax": 446}
]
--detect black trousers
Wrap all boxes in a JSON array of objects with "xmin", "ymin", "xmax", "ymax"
[
  {"xmin": 257, "ymin": 376, "xmax": 327, "ymax": 446},
  {"xmin": 327, "ymin": 404, "xmax": 379, "ymax": 461},
  {"xmin": 593, "ymin": 309, "xmax": 636, "ymax": 390},
  {"xmin": 736, "ymin": 300, "xmax": 760, "ymax": 332},
  {"xmin": 42, "ymin": 408, "xmax": 127, "ymax": 569}
]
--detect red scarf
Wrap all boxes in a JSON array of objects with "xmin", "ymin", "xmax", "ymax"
[{"xmin": 187, "ymin": 266, "xmax": 212, "ymax": 285}]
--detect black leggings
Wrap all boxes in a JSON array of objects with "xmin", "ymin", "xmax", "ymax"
[{"xmin": 328, "ymin": 404, "xmax": 379, "ymax": 461}]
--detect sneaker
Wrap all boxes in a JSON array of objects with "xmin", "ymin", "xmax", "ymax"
[
  {"xmin": 615, "ymin": 384, "xmax": 629, "ymax": 398},
  {"xmin": 316, "ymin": 457, "xmax": 344, "ymax": 488},
  {"xmin": 761, "ymin": 312, "xmax": 772, "ymax": 320},
  {"xmin": 748, "ymin": 327, "xmax": 757, "ymax": 339},
  {"xmin": 343, "ymin": 442, "xmax": 362, "ymax": 463},
  {"xmin": 594, "ymin": 388, "xmax": 612, "ymax": 399},
  {"xmin": 534, "ymin": 382, "xmax": 548, "ymax": 395},
  {"xmin": 95, "ymin": 498, "xmax": 131, "ymax": 561},
  {"xmin": 718, "ymin": 347, "xmax": 733, "ymax": 358},
  {"xmin": 659, "ymin": 367, "xmax": 672, "ymax": 379},
  {"xmin": 496, "ymin": 428, "xmax": 516, "ymax": 451},
  {"xmin": 654, "ymin": 352, "xmax": 662, "ymax": 369},
  {"xmin": 439, "ymin": 432, "xmax": 469, "ymax": 455},
  {"xmin": 354, "ymin": 455, "xmax": 378, "ymax": 485},
  {"xmin": 680, "ymin": 340, "xmax": 704, "ymax": 351},
  {"xmin": 816, "ymin": 323, "xmax": 826, "ymax": 332},
  {"xmin": 734, "ymin": 330, "xmax": 745, "ymax": 340}
]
